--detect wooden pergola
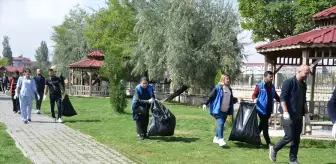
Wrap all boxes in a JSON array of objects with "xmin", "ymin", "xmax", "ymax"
[
  {"xmin": 256, "ymin": 6, "xmax": 336, "ymax": 133},
  {"xmin": 68, "ymin": 50, "xmax": 106, "ymax": 96}
]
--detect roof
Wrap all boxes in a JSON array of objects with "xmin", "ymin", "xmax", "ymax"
[
  {"xmin": 313, "ymin": 5, "xmax": 336, "ymax": 20},
  {"xmin": 13, "ymin": 56, "xmax": 31, "ymax": 61},
  {"xmin": 0, "ymin": 66, "xmax": 24, "ymax": 72},
  {"xmin": 256, "ymin": 26, "xmax": 336, "ymax": 51},
  {"xmin": 68, "ymin": 58, "xmax": 104, "ymax": 68},
  {"xmin": 87, "ymin": 50, "xmax": 104, "ymax": 57}
]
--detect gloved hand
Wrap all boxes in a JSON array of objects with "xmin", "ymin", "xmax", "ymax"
[
  {"xmin": 14, "ymin": 93, "xmax": 19, "ymax": 99},
  {"xmin": 43, "ymin": 95, "xmax": 47, "ymax": 101},
  {"xmin": 5, "ymin": 90, "xmax": 8, "ymax": 94},
  {"xmin": 37, "ymin": 94, "xmax": 40, "ymax": 100},
  {"xmin": 332, "ymin": 123, "xmax": 336, "ymax": 139},
  {"xmin": 253, "ymin": 98, "xmax": 258, "ymax": 103},
  {"xmin": 202, "ymin": 104, "xmax": 207, "ymax": 111},
  {"xmin": 148, "ymin": 98, "xmax": 154, "ymax": 104},
  {"xmin": 305, "ymin": 113, "xmax": 310, "ymax": 123},
  {"xmin": 283, "ymin": 112, "xmax": 290, "ymax": 120}
]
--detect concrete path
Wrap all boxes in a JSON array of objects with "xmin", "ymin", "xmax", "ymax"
[{"xmin": 0, "ymin": 93, "xmax": 135, "ymax": 164}]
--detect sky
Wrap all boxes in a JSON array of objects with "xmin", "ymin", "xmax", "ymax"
[{"xmin": 0, "ymin": 0, "xmax": 264, "ymax": 63}]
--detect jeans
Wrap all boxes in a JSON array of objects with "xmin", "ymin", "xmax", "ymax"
[
  {"xmin": 50, "ymin": 94, "xmax": 62, "ymax": 119},
  {"xmin": 258, "ymin": 113, "xmax": 271, "ymax": 145},
  {"xmin": 19, "ymin": 95, "xmax": 33, "ymax": 121},
  {"xmin": 135, "ymin": 106, "xmax": 150, "ymax": 135},
  {"xmin": 35, "ymin": 91, "xmax": 44, "ymax": 110},
  {"xmin": 274, "ymin": 118, "xmax": 303, "ymax": 162},
  {"xmin": 213, "ymin": 112, "xmax": 228, "ymax": 139},
  {"xmin": 11, "ymin": 94, "xmax": 20, "ymax": 112}
]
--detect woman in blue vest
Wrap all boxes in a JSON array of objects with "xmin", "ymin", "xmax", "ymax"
[
  {"xmin": 131, "ymin": 77, "xmax": 155, "ymax": 140},
  {"xmin": 202, "ymin": 74, "xmax": 237, "ymax": 147},
  {"xmin": 327, "ymin": 88, "xmax": 336, "ymax": 139}
]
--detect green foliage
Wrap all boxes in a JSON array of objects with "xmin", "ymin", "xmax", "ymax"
[
  {"xmin": 2, "ymin": 36, "xmax": 13, "ymax": 65},
  {"xmin": 0, "ymin": 57, "xmax": 8, "ymax": 66},
  {"xmin": 239, "ymin": 0, "xmax": 336, "ymax": 42},
  {"xmin": 35, "ymin": 41, "xmax": 50, "ymax": 71},
  {"xmin": 85, "ymin": 0, "xmax": 136, "ymax": 113},
  {"xmin": 133, "ymin": 0, "xmax": 243, "ymax": 90},
  {"xmin": 51, "ymin": 6, "xmax": 91, "ymax": 76}
]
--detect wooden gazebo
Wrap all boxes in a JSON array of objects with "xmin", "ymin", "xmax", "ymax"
[
  {"xmin": 256, "ymin": 6, "xmax": 336, "ymax": 133},
  {"xmin": 68, "ymin": 50, "xmax": 107, "ymax": 96}
]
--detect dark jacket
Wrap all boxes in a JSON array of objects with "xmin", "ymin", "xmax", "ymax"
[
  {"xmin": 8, "ymin": 76, "xmax": 19, "ymax": 95},
  {"xmin": 34, "ymin": 75, "xmax": 45, "ymax": 92},
  {"xmin": 204, "ymin": 85, "xmax": 237, "ymax": 116},
  {"xmin": 327, "ymin": 88, "xmax": 336, "ymax": 123},
  {"xmin": 131, "ymin": 84, "xmax": 155, "ymax": 120},
  {"xmin": 2, "ymin": 76, "xmax": 8, "ymax": 85},
  {"xmin": 278, "ymin": 76, "xmax": 307, "ymax": 117}
]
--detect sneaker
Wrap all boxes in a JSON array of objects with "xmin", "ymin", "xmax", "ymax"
[
  {"xmin": 269, "ymin": 145, "xmax": 277, "ymax": 162},
  {"xmin": 138, "ymin": 134, "xmax": 144, "ymax": 140},
  {"xmin": 23, "ymin": 120, "xmax": 28, "ymax": 124},
  {"xmin": 217, "ymin": 138, "xmax": 226, "ymax": 147},
  {"xmin": 213, "ymin": 136, "xmax": 218, "ymax": 144},
  {"xmin": 18, "ymin": 111, "xmax": 21, "ymax": 114},
  {"xmin": 28, "ymin": 119, "xmax": 31, "ymax": 122},
  {"xmin": 36, "ymin": 110, "xmax": 41, "ymax": 114},
  {"xmin": 13, "ymin": 111, "xmax": 17, "ymax": 114},
  {"xmin": 58, "ymin": 118, "xmax": 63, "ymax": 123},
  {"xmin": 144, "ymin": 133, "xmax": 149, "ymax": 139},
  {"xmin": 52, "ymin": 118, "xmax": 56, "ymax": 123},
  {"xmin": 289, "ymin": 160, "xmax": 299, "ymax": 164}
]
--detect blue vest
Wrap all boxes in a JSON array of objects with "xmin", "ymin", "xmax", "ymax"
[
  {"xmin": 209, "ymin": 85, "xmax": 223, "ymax": 115},
  {"xmin": 131, "ymin": 84, "xmax": 153, "ymax": 120},
  {"xmin": 256, "ymin": 81, "xmax": 275, "ymax": 115}
]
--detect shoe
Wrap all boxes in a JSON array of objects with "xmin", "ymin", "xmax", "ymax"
[
  {"xmin": 13, "ymin": 111, "xmax": 17, "ymax": 114},
  {"xmin": 23, "ymin": 120, "xmax": 28, "ymax": 124},
  {"xmin": 269, "ymin": 145, "xmax": 277, "ymax": 162},
  {"xmin": 52, "ymin": 118, "xmax": 56, "ymax": 123},
  {"xmin": 144, "ymin": 133, "xmax": 149, "ymax": 139},
  {"xmin": 289, "ymin": 160, "xmax": 299, "ymax": 164},
  {"xmin": 18, "ymin": 111, "xmax": 21, "ymax": 114},
  {"xmin": 58, "ymin": 118, "xmax": 63, "ymax": 123},
  {"xmin": 213, "ymin": 136, "xmax": 218, "ymax": 144},
  {"xmin": 36, "ymin": 110, "xmax": 41, "ymax": 114},
  {"xmin": 28, "ymin": 119, "xmax": 31, "ymax": 122},
  {"xmin": 138, "ymin": 134, "xmax": 144, "ymax": 140},
  {"xmin": 217, "ymin": 138, "xmax": 226, "ymax": 147}
]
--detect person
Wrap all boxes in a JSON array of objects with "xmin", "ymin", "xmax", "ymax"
[
  {"xmin": 34, "ymin": 69, "xmax": 45, "ymax": 114},
  {"xmin": 43, "ymin": 69, "xmax": 64, "ymax": 123},
  {"xmin": 327, "ymin": 88, "xmax": 336, "ymax": 139},
  {"xmin": 2, "ymin": 72, "xmax": 9, "ymax": 93},
  {"xmin": 202, "ymin": 74, "xmax": 238, "ymax": 147},
  {"xmin": 15, "ymin": 69, "xmax": 40, "ymax": 124},
  {"xmin": 269, "ymin": 64, "xmax": 311, "ymax": 164},
  {"xmin": 252, "ymin": 71, "xmax": 280, "ymax": 147},
  {"xmin": 131, "ymin": 77, "xmax": 155, "ymax": 140},
  {"xmin": 6, "ymin": 71, "xmax": 20, "ymax": 114}
]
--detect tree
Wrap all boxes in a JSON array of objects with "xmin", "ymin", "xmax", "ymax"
[
  {"xmin": 0, "ymin": 57, "xmax": 8, "ymax": 66},
  {"xmin": 2, "ymin": 36, "xmax": 13, "ymax": 65},
  {"xmin": 85, "ymin": 0, "xmax": 136, "ymax": 113},
  {"xmin": 51, "ymin": 6, "xmax": 91, "ymax": 76},
  {"xmin": 35, "ymin": 41, "xmax": 50, "ymax": 71},
  {"xmin": 132, "ymin": 0, "xmax": 243, "ymax": 101},
  {"xmin": 238, "ymin": 0, "xmax": 336, "ymax": 42}
]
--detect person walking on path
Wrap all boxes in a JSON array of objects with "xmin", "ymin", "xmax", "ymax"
[
  {"xmin": 252, "ymin": 71, "xmax": 280, "ymax": 147},
  {"xmin": 15, "ymin": 69, "xmax": 40, "ymax": 124},
  {"xmin": 44, "ymin": 68, "xmax": 64, "ymax": 123},
  {"xmin": 131, "ymin": 77, "xmax": 155, "ymax": 140},
  {"xmin": 2, "ymin": 72, "xmax": 9, "ymax": 93},
  {"xmin": 327, "ymin": 88, "xmax": 336, "ymax": 139},
  {"xmin": 202, "ymin": 74, "xmax": 238, "ymax": 147},
  {"xmin": 6, "ymin": 70, "xmax": 20, "ymax": 114},
  {"xmin": 269, "ymin": 65, "xmax": 311, "ymax": 164},
  {"xmin": 34, "ymin": 69, "xmax": 45, "ymax": 114}
]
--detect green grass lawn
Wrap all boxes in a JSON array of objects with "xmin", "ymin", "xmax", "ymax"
[
  {"xmin": 40, "ymin": 97, "xmax": 336, "ymax": 164},
  {"xmin": 0, "ymin": 123, "xmax": 31, "ymax": 164}
]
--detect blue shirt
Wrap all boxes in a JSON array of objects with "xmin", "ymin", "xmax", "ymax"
[{"xmin": 16, "ymin": 77, "xmax": 37, "ymax": 98}]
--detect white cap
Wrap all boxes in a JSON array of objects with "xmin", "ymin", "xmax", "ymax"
[{"xmin": 50, "ymin": 65, "xmax": 56, "ymax": 69}]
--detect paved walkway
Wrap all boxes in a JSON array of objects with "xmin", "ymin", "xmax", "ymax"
[{"xmin": 0, "ymin": 93, "xmax": 135, "ymax": 164}]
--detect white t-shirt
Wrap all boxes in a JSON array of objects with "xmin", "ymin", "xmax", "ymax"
[{"xmin": 221, "ymin": 86, "xmax": 231, "ymax": 112}]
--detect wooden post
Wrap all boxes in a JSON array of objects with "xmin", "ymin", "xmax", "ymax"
[
  {"xmin": 302, "ymin": 50, "xmax": 309, "ymax": 65},
  {"xmin": 68, "ymin": 69, "xmax": 71, "ymax": 95},
  {"xmin": 89, "ymin": 72, "xmax": 92, "ymax": 96},
  {"xmin": 310, "ymin": 64, "xmax": 317, "ymax": 114},
  {"xmin": 264, "ymin": 56, "xmax": 269, "ymax": 71}
]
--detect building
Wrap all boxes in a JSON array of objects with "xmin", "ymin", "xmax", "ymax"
[{"xmin": 13, "ymin": 55, "xmax": 32, "ymax": 67}]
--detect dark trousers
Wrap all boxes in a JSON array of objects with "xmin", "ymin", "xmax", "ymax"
[
  {"xmin": 135, "ymin": 106, "xmax": 150, "ymax": 135},
  {"xmin": 50, "ymin": 94, "xmax": 62, "ymax": 119},
  {"xmin": 2, "ymin": 84, "xmax": 6, "ymax": 92},
  {"xmin": 274, "ymin": 118, "xmax": 303, "ymax": 162},
  {"xmin": 258, "ymin": 113, "xmax": 271, "ymax": 145},
  {"xmin": 11, "ymin": 94, "xmax": 20, "ymax": 112},
  {"xmin": 35, "ymin": 91, "xmax": 44, "ymax": 110}
]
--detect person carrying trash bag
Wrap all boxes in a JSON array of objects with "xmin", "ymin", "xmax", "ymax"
[
  {"xmin": 131, "ymin": 77, "xmax": 155, "ymax": 140},
  {"xmin": 202, "ymin": 74, "xmax": 237, "ymax": 147},
  {"xmin": 327, "ymin": 88, "xmax": 336, "ymax": 139},
  {"xmin": 252, "ymin": 71, "xmax": 280, "ymax": 147}
]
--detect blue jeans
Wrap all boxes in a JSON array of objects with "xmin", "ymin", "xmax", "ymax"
[
  {"xmin": 213, "ymin": 112, "xmax": 228, "ymax": 139},
  {"xmin": 19, "ymin": 95, "xmax": 33, "ymax": 121}
]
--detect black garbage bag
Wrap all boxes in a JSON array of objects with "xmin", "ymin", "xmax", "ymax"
[
  {"xmin": 62, "ymin": 94, "xmax": 77, "ymax": 117},
  {"xmin": 148, "ymin": 100, "xmax": 176, "ymax": 136},
  {"xmin": 229, "ymin": 102, "xmax": 261, "ymax": 145}
]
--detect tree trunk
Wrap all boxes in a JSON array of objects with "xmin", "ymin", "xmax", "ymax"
[{"xmin": 163, "ymin": 85, "xmax": 189, "ymax": 102}]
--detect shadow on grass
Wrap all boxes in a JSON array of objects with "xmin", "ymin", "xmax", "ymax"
[
  {"xmin": 233, "ymin": 142, "xmax": 267, "ymax": 149},
  {"xmin": 64, "ymin": 119, "xmax": 101, "ymax": 123},
  {"xmin": 149, "ymin": 136, "xmax": 199, "ymax": 143}
]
